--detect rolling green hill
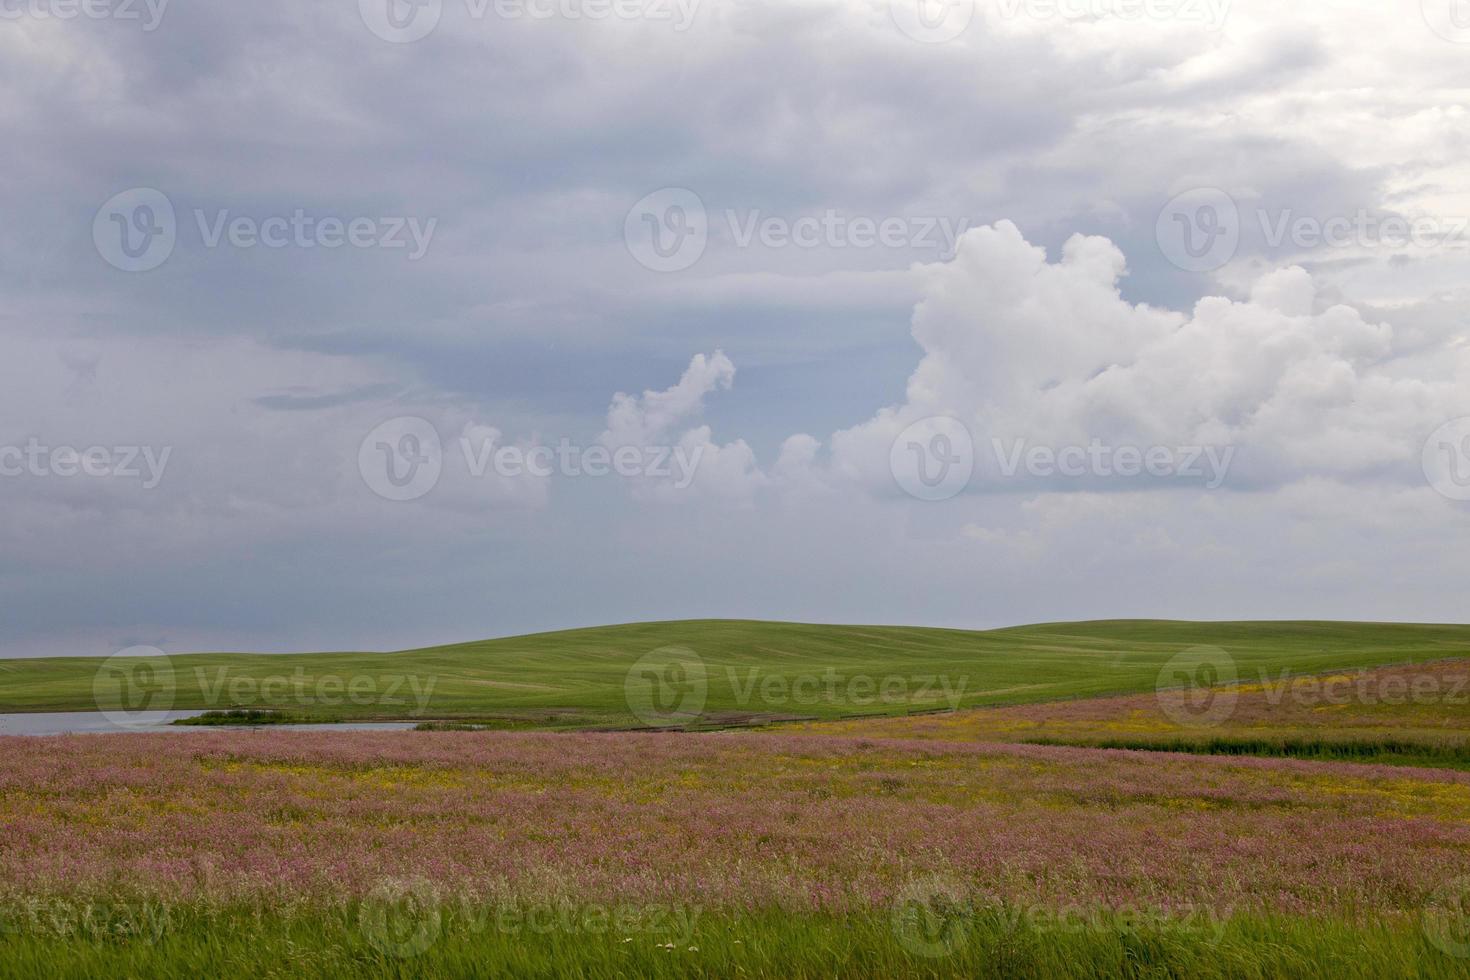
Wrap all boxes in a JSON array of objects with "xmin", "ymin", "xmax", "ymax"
[{"xmin": 3, "ymin": 619, "xmax": 1469, "ymax": 728}]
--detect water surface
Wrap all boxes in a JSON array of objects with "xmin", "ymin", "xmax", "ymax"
[{"xmin": 0, "ymin": 711, "xmax": 419, "ymax": 736}]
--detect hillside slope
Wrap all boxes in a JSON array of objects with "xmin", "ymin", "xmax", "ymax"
[{"xmin": 3, "ymin": 619, "xmax": 1468, "ymax": 727}]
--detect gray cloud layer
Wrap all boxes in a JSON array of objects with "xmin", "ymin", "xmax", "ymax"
[{"xmin": 1, "ymin": 0, "xmax": 1468, "ymax": 656}]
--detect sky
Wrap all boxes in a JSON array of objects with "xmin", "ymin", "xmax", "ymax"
[{"xmin": 1, "ymin": 0, "xmax": 1468, "ymax": 657}]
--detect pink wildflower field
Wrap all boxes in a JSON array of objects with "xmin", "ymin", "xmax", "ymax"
[{"xmin": 4, "ymin": 728, "xmax": 1469, "ymax": 921}]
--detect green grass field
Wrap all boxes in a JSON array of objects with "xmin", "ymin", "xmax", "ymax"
[
  {"xmin": 5, "ymin": 619, "xmax": 1470, "ymax": 727},
  {"xmin": 3, "ymin": 905, "xmax": 1466, "ymax": 980}
]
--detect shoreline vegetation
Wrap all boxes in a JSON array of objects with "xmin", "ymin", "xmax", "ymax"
[{"xmin": 1019, "ymin": 735, "xmax": 1470, "ymax": 771}]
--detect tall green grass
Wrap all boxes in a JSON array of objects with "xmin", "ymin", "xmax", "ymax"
[
  {"xmin": 1, "ymin": 905, "xmax": 1466, "ymax": 979},
  {"xmin": 1023, "ymin": 735, "xmax": 1470, "ymax": 771}
]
